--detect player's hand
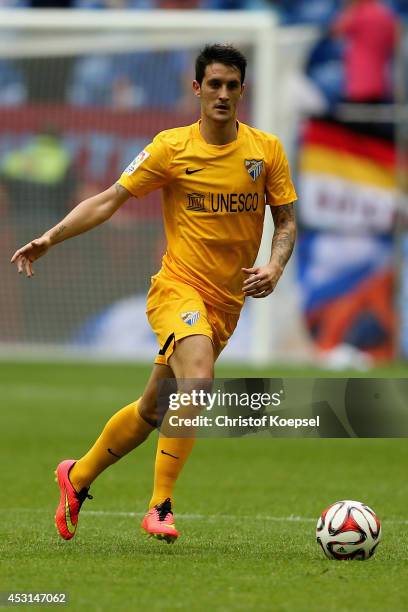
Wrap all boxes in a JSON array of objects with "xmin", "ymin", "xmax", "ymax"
[
  {"xmin": 10, "ymin": 236, "xmax": 52, "ymax": 277},
  {"xmin": 242, "ymin": 264, "xmax": 282, "ymax": 298}
]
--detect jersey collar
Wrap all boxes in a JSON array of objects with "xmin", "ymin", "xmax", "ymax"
[{"xmin": 194, "ymin": 120, "xmax": 244, "ymax": 150}]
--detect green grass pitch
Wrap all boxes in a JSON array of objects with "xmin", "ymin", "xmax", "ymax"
[{"xmin": 1, "ymin": 361, "xmax": 407, "ymax": 611}]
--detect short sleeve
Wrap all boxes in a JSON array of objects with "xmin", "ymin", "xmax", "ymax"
[
  {"xmin": 118, "ymin": 132, "xmax": 172, "ymax": 198},
  {"xmin": 265, "ymin": 138, "xmax": 297, "ymax": 206}
]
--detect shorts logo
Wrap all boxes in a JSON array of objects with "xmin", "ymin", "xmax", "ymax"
[
  {"xmin": 124, "ymin": 150, "xmax": 150, "ymax": 175},
  {"xmin": 245, "ymin": 159, "xmax": 264, "ymax": 182},
  {"xmin": 186, "ymin": 192, "xmax": 207, "ymax": 212},
  {"xmin": 180, "ymin": 311, "xmax": 200, "ymax": 326}
]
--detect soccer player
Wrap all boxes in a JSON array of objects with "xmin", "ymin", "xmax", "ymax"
[{"xmin": 11, "ymin": 44, "xmax": 297, "ymax": 543}]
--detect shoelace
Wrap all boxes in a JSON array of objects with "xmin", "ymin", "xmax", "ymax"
[
  {"xmin": 76, "ymin": 488, "xmax": 93, "ymax": 507},
  {"xmin": 156, "ymin": 497, "xmax": 172, "ymax": 521}
]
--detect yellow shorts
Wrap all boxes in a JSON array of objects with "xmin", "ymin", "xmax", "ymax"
[{"xmin": 146, "ymin": 273, "xmax": 240, "ymax": 366}]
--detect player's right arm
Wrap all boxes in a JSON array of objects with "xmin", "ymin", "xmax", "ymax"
[{"xmin": 10, "ymin": 183, "xmax": 130, "ymax": 277}]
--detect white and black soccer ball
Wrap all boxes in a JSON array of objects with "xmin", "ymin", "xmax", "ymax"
[{"xmin": 316, "ymin": 500, "xmax": 381, "ymax": 560}]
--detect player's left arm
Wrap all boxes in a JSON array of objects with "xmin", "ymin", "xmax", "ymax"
[{"xmin": 242, "ymin": 202, "xmax": 297, "ymax": 298}]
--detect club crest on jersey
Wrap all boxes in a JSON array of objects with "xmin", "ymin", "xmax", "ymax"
[
  {"xmin": 180, "ymin": 311, "xmax": 200, "ymax": 326},
  {"xmin": 124, "ymin": 150, "xmax": 150, "ymax": 175},
  {"xmin": 245, "ymin": 159, "xmax": 264, "ymax": 182}
]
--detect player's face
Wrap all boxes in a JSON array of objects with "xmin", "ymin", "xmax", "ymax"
[{"xmin": 193, "ymin": 63, "xmax": 244, "ymax": 123}]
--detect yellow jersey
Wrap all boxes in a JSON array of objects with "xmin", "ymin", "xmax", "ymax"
[{"xmin": 118, "ymin": 121, "xmax": 297, "ymax": 313}]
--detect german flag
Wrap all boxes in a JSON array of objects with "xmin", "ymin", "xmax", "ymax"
[
  {"xmin": 297, "ymin": 119, "xmax": 396, "ymax": 361},
  {"xmin": 298, "ymin": 119, "xmax": 397, "ymax": 234}
]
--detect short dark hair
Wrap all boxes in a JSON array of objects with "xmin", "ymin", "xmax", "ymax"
[{"xmin": 195, "ymin": 44, "xmax": 247, "ymax": 85}]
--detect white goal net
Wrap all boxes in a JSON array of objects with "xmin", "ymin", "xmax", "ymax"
[{"xmin": 0, "ymin": 9, "xmax": 315, "ymax": 363}]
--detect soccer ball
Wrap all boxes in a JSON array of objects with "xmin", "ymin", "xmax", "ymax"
[{"xmin": 316, "ymin": 500, "xmax": 382, "ymax": 560}]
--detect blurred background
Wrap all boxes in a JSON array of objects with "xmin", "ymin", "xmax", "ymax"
[{"xmin": 0, "ymin": 0, "xmax": 407, "ymax": 371}]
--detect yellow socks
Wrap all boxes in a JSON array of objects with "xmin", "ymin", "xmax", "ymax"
[
  {"xmin": 148, "ymin": 436, "xmax": 195, "ymax": 509},
  {"xmin": 68, "ymin": 397, "xmax": 195, "ymax": 508},
  {"xmin": 69, "ymin": 399, "xmax": 153, "ymax": 492}
]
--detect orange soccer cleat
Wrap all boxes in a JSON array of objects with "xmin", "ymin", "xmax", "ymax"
[
  {"xmin": 54, "ymin": 459, "xmax": 92, "ymax": 540},
  {"xmin": 141, "ymin": 498, "xmax": 180, "ymax": 544}
]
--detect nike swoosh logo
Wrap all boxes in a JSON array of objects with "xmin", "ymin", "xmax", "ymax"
[
  {"xmin": 161, "ymin": 449, "xmax": 179, "ymax": 460},
  {"xmin": 65, "ymin": 492, "xmax": 76, "ymax": 535},
  {"xmin": 185, "ymin": 168, "xmax": 204, "ymax": 175}
]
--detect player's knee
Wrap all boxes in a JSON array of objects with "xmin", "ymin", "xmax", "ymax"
[
  {"xmin": 176, "ymin": 368, "xmax": 213, "ymax": 400},
  {"xmin": 178, "ymin": 357, "xmax": 214, "ymax": 382}
]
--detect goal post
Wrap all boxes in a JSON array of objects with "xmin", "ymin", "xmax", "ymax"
[{"xmin": 0, "ymin": 9, "xmax": 313, "ymax": 364}]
